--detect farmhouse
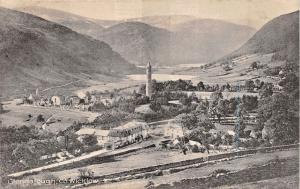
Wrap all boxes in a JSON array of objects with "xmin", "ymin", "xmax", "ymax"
[
  {"xmin": 76, "ymin": 120, "xmax": 149, "ymax": 149},
  {"xmin": 108, "ymin": 121, "xmax": 150, "ymax": 149},
  {"xmin": 51, "ymin": 95, "xmax": 65, "ymax": 106},
  {"xmin": 76, "ymin": 128, "xmax": 111, "ymax": 145}
]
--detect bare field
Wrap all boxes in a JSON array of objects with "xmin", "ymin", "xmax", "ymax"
[{"xmin": 85, "ymin": 148, "xmax": 298, "ymax": 189}]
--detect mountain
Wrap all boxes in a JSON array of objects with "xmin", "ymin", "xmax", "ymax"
[
  {"xmin": 170, "ymin": 19, "xmax": 256, "ymax": 64},
  {"xmin": 0, "ymin": 7, "xmax": 138, "ymax": 97},
  {"xmin": 124, "ymin": 15, "xmax": 196, "ymax": 31},
  {"xmin": 96, "ymin": 20, "xmax": 255, "ymax": 66},
  {"xmin": 18, "ymin": 7, "xmax": 256, "ymax": 66},
  {"xmin": 95, "ymin": 22, "xmax": 173, "ymax": 66},
  {"xmin": 230, "ymin": 11, "xmax": 299, "ymax": 62},
  {"xmin": 18, "ymin": 6, "xmax": 106, "ymax": 37}
]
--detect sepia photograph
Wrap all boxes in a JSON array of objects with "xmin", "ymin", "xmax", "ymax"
[{"xmin": 0, "ymin": 0, "xmax": 299, "ymax": 188}]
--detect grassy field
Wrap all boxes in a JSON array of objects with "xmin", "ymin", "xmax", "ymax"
[
  {"xmin": 0, "ymin": 102, "xmax": 99, "ymax": 133},
  {"xmin": 172, "ymin": 53, "xmax": 285, "ymax": 85},
  {"xmin": 27, "ymin": 147, "xmax": 214, "ymax": 181},
  {"xmin": 215, "ymin": 173, "xmax": 299, "ymax": 189}
]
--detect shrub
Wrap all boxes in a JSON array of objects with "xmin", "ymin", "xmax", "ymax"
[{"xmin": 191, "ymin": 145, "xmax": 200, "ymax": 153}]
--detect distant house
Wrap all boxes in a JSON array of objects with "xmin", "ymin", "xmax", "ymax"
[
  {"xmin": 68, "ymin": 96, "xmax": 81, "ymax": 105},
  {"xmin": 13, "ymin": 98, "xmax": 24, "ymax": 105},
  {"xmin": 108, "ymin": 121, "xmax": 149, "ymax": 149},
  {"xmin": 209, "ymin": 129, "xmax": 219, "ymax": 138},
  {"xmin": 76, "ymin": 120, "xmax": 149, "ymax": 149},
  {"xmin": 51, "ymin": 96, "xmax": 65, "ymax": 106},
  {"xmin": 76, "ymin": 128, "xmax": 111, "ymax": 145},
  {"xmin": 164, "ymin": 121, "xmax": 184, "ymax": 139},
  {"xmin": 227, "ymin": 130, "xmax": 235, "ymax": 136}
]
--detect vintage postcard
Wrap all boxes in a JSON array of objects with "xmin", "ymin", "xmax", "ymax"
[{"xmin": 0, "ymin": 0, "xmax": 299, "ymax": 189}]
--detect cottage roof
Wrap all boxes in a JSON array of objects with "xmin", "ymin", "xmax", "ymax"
[
  {"xmin": 134, "ymin": 104, "xmax": 154, "ymax": 114},
  {"xmin": 95, "ymin": 129, "xmax": 110, "ymax": 136},
  {"xmin": 76, "ymin": 128, "xmax": 95, "ymax": 135},
  {"xmin": 109, "ymin": 120, "xmax": 148, "ymax": 137},
  {"xmin": 76, "ymin": 128, "xmax": 110, "ymax": 136},
  {"xmin": 115, "ymin": 120, "xmax": 148, "ymax": 130}
]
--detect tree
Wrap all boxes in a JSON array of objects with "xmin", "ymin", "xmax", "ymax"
[
  {"xmin": 36, "ymin": 114, "xmax": 45, "ymax": 123},
  {"xmin": 278, "ymin": 72, "xmax": 299, "ymax": 96},
  {"xmin": 259, "ymin": 82, "xmax": 273, "ymax": 98},
  {"xmin": 209, "ymin": 91, "xmax": 223, "ymax": 122},
  {"xmin": 242, "ymin": 95, "xmax": 258, "ymax": 112},
  {"xmin": 197, "ymin": 81, "xmax": 205, "ymax": 91},
  {"xmin": 179, "ymin": 95, "xmax": 192, "ymax": 106},
  {"xmin": 139, "ymin": 84, "xmax": 146, "ymax": 95},
  {"xmin": 210, "ymin": 91, "xmax": 223, "ymax": 105},
  {"xmin": 251, "ymin": 62, "xmax": 258, "ymax": 70},
  {"xmin": 174, "ymin": 113, "xmax": 198, "ymax": 130},
  {"xmin": 225, "ymin": 83, "xmax": 231, "ymax": 91},
  {"xmin": 82, "ymin": 135, "xmax": 98, "ymax": 146},
  {"xmin": 216, "ymin": 99, "xmax": 228, "ymax": 118},
  {"xmin": 150, "ymin": 100, "xmax": 162, "ymax": 112},
  {"xmin": 174, "ymin": 113, "xmax": 214, "ymax": 131},
  {"xmin": 233, "ymin": 102, "xmax": 246, "ymax": 147},
  {"xmin": 255, "ymin": 79, "xmax": 261, "ymax": 89},
  {"xmin": 91, "ymin": 102, "xmax": 106, "ymax": 112},
  {"xmin": 85, "ymin": 91, "xmax": 92, "ymax": 102},
  {"xmin": 245, "ymin": 80, "xmax": 255, "ymax": 92},
  {"xmin": 257, "ymin": 93, "xmax": 299, "ymax": 144},
  {"xmin": 0, "ymin": 103, "xmax": 3, "ymax": 113}
]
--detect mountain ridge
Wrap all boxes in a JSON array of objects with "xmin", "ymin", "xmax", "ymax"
[
  {"xmin": 0, "ymin": 7, "xmax": 138, "ymax": 97},
  {"xmin": 17, "ymin": 6, "xmax": 256, "ymax": 66}
]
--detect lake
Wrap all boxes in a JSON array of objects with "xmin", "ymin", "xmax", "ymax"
[{"xmin": 127, "ymin": 74, "xmax": 196, "ymax": 82}]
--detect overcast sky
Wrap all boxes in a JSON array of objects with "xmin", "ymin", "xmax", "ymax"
[{"xmin": 1, "ymin": 0, "xmax": 299, "ymax": 29}]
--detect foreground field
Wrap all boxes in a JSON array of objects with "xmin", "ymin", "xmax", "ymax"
[
  {"xmin": 85, "ymin": 148, "xmax": 298, "ymax": 189},
  {"xmin": 29, "ymin": 147, "xmax": 214, "ymax": 181}
]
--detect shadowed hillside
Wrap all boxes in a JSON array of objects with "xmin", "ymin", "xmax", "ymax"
[
  {"xmin": 230, "ymin": 11, "xmax": 299, "ymax": 62},
  {"xmin": 0, "ymin": 7, "xmax": 138, "ymax": 97},
  {"xmin": 18, "ymin": 6, "xmax": 106, "ymax": 37}
]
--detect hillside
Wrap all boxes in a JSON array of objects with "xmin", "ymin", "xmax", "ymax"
[
  {"xmin": 18, "ymin": 6, "xmax": 105, "ymax": 37},
  {"xmin": 17, "ymin": 7, "xmax": 256, "ymax": 66},
  {"xmin": 174, "ymin": 11, "xmax": 299, "ymax": 85},
  {"xmin": 171, "ymin": 19, "xmax": 256, "ymax": 64},
  {"xmin": 96, "ymin": 20, "xmax": 255, "ymax": 66},
  {"xmin": 0, "ymin": 7, "xmax": 138, "ymax": 98},
  {"xmin": 95, "ymin": 22, "xmax": 173, "ymax": 66},
  {"xmin": 230, "ymin": 11, "xmax": 299, "ymax": 62}
]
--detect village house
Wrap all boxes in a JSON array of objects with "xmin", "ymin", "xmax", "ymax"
[
  {"xmin": 76, "ymin": 120, "xmax": 150, "ymax": 149},
  {"xmin": 76, "ymin": 128, "xmax": 111, "ymax": 145},
  {"xmin": 51, "ymin": 95, "xmax": 65, "ymax": 106}
]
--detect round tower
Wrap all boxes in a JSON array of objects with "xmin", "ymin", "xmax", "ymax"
[{"xmin": 146, "ymin": 62, "xmax": 152, "ymax": 99}]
